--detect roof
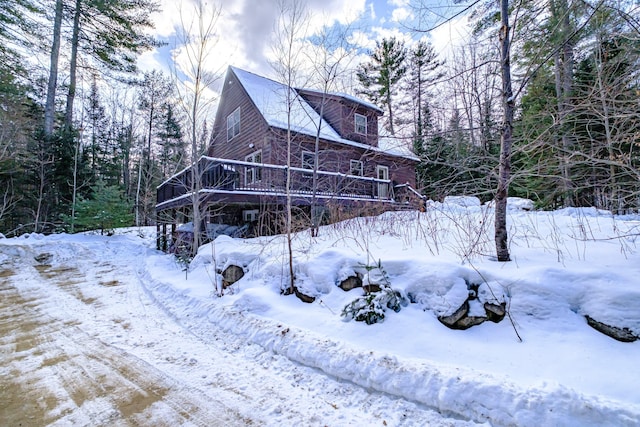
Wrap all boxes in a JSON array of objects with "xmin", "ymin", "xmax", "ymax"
[
  {"xmin": 229, "ymin": 66, "xmax": 416, "ymax": 161},
  {"xmin": 296, "ymin": 87, "xmax": 384, "ymax": 114}
]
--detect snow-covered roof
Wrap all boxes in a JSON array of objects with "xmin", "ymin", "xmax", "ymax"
[
  {"xmin": 297, "ymin": 87, "xmax": 384, "ymax": 114},
  {"xmin": 230, "ymin": 67, "xmax": 416, "ymax": 161},
  {"xmin": 231, "ymin": 66, "xmax": 342, "ymax": 143}
]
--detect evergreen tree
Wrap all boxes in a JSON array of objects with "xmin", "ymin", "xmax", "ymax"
[
  {"xmin": 407, "ymin": 40, "xmax": 444, "ymax": 141},
  {"xmin": 357, "ymin": 37, "xmax": 407, "ymax": 135},
  {"xmin": 85, "ymin": 76, "xmax": 109, "ymax": 180},
  {"xmin": 63, "ymin": 0, "xmax": 160, "ymax": 132},
  {"xmin": 66, "ymin": 180, "xmax": 133, "ymax": 235},
  {"xmin": 157, "ymin": 103, "xmax": 185, "ymax": 179}
]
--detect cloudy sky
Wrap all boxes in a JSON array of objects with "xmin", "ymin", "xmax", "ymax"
[{"xmin": 140, "ymin": 0, "xmax": 472, "ymax": 100}]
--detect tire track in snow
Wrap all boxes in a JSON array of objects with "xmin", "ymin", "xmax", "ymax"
[{"xmin": 0, "ymin": 243, "xmax": 248, "ymax": 426}]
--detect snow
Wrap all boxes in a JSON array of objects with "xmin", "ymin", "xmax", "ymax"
[{"xmin": 2, "ymin": 203, "xmax": 640, "ymax": 426}]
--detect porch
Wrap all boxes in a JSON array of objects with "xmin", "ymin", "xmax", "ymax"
[{"xmin": 156, "ymin": 156, "xmax": 398, "ymax": 211}]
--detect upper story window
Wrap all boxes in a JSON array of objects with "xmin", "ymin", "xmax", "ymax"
[
  {"xmin": 350, "ymin": 160, "xmax": 363, "ymax": 176},
  {"xmin": 227, "ymin": 107, "xmax": 241, "ymax": 141},
  {"xmin": 302, "ymin": 151, "xmax": 315, "ymax": 170},
  {"xmin": 354, "ymin": 113, "xmax": 367, "ymax": 135}
]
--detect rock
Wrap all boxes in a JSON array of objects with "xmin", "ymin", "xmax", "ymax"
[
  {"xmin": 484, "ymin": 302, "xmax": 507, "ymax": 323},
  {"xmin": 338, "ymin": 275, "xmax": 362, "ymax": 291},
  {"xmin": 585, "ymin": 315, "xmax": 639, "ymax": 343},
  {"xmin": 363, "ymin": 284, "xmax": 382, "ymax": 294},
  {"xmin": 438, "ymin": 301, "xmax": 469, "ymax": 328},
  {"xmin": 454, "ymin": 315, "xmax": 487, "ymax": 330},
  {"xmin": 34, "ymin": 253, "xmax": 53, "ymax": 264},
  {"xmin": 293, "ymin": 286, "xmax": 316, "ymax": 304},
  {"xmin": 221, "ymin": 265, "xmax": 244, "ymax": 288}
]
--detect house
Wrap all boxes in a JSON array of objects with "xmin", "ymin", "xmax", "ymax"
[{"xmin": 155, "ymin": 66, "xmax": 421, "ymax": 249}]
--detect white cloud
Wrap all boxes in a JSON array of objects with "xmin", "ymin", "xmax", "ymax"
[{"xmin": 391, "ymin": 7, "xmax": 411, "ymax": 22}]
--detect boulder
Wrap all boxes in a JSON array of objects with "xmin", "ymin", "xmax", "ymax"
[
  {"xmin": 293, "ymin": 286, "xmax": 316, "ymax": 304},
  {"xmin": 484, "ymin": 302, "xmax": 507, "ymax": 323},
  {"xmin": 363, "ymin": 283, "xmax": 382, "ymax": 294},
  {"xmin": 338, "ymin": 275, "xmax": 362, "ymax": 291},
  {"xmin": 454, "ymin": 316, "xmax": 488, "ymax": 330},
  {"xmin": 34, "ymin": 253, "xmax": 52, "ymax": 264},
  {"xmin": 438, "ymin": 301, "xmax": 469, "ymax": 328},
  {"xmin": 439, "ymin": 299, "xmax": 507, "ymax": 330},
  {"xmin": 585, "ymin": 315, "xmax": 639, "ymax": 343},
  {"xmin": 221, "ymin": 265, "xmax": 244, "ymax": 288}
]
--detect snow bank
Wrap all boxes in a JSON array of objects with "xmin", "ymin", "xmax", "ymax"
[{"xmin": 140, "ymin": 208, "xmax": 640, "ymax": 426}]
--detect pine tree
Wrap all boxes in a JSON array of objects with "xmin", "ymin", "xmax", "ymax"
[
  {"xmin": 407, "ymin": 40, "xmax": 444, "ymax": 141},
  {"xmin": 157, "ymin": 103, "xmax": 185, "ymax": 179},
  {"xmin": 357, "ymin": 37, "xmax": 407, "ymax": 135},
  {"xmin": 66, "ymin": 180, "xmax": 133, "ymax": 235}
]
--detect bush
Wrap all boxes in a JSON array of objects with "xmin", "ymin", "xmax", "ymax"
[
  {"xmin": 341, "ymin": 287, "xmax": 408, "ymax": 325},
  {"xmin": 64, "ymin": 181, "xmax": 133, "ymax": 235}
]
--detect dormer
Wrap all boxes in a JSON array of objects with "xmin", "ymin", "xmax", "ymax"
[{"xmin": 297, "ymin": 89, "xmax": 383, "ymax": 147}]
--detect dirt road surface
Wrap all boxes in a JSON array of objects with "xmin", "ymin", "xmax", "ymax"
[{"xmin": 0, "ymin": 238, "xmax": 473, "ymax": 426}]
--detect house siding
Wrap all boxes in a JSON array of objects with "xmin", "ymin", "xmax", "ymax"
[
  {"xmin": 298, "ymin": 90, "xmax": 381, "ymax": 147},
  {"xmin": 208, "ymin": 71, "xmax": 270, "ymax": 163}
]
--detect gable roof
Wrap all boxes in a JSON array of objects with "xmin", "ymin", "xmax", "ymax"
[
  {"xmin": 229, "ymin": 66, "xmax": 417, "ymax": 161},
  {"xmin": 231, "ymin": 67, "xmax": 341, "ymax": 142}
]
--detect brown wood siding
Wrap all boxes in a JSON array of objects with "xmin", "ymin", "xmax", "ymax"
[
  {"xmin": 265, "ymin": 128, "xmax": 415, "ymax": 187},
  {"xmin": 340, "ymin": 104, "xmax": 380, "ymax": 147},
  {"xmin": 207, "ymin": 70, "xmax": 270, "ymax": 162},
  {"xmin": 298, "ymin": 90, "xmax": 381, "ymax": 147}
]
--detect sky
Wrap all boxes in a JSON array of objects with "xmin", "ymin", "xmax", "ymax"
[{"xmin": 139, "ymin": 0, "xmax": 473, "ymax": 99}]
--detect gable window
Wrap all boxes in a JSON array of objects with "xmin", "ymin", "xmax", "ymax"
[
  {"xmin": 350, "ymin": 160, "xmax": 363, "ymax": 176},
  {"xmin": 227, "ymin": 107, "xmax": 241, "ymax": 141},
  {"xmin": 245, "ymin": 150, "xmax": 262, "ymax": 185},
  {"xmin": 302, "ymin": 151, "xmax": 316, "ymax": 170},
  {"xmin": 354, "ymin": 113, "xmax": 367, "ymax": 135}
]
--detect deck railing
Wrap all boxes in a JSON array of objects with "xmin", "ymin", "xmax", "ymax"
[{"xmin": 157, "ymin": 156, "xmax": 394, "ymax": 208}]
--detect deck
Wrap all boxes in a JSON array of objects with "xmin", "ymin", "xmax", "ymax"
[{"xmin": 156, "ymin": 156, "xmax": 403, "ymax": 212}]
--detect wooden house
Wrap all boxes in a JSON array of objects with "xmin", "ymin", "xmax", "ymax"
[{"xmin": 156, "ymin": 66, "xmax": 421, "ymax": 248}]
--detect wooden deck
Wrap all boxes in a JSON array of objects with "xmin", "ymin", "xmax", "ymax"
[{"xmin": 156, "ymin": 156, "xmax": 400, "ymax": 212}]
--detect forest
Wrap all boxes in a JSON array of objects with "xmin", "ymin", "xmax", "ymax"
[{"xmin": 0, "ymin": 0, "xmax": 638, "ymax": 237}]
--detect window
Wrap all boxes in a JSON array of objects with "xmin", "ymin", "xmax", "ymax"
[
  {"xmin": 354, "ymin": 113, "xmax": 367, "ymax": 135},
  {"xmin": 350, "ymin": 160, "xmax": 363, "ymax": 176},
  {"xmin": 302, "ymin": 151, "xmax": 315, "ymax": 170},
  {"xmin": 243, "ymin": 209, "xmax": 259, "ymax": 222},
  {"xmin": 227, "ymin": 107, "xmax": 241, "ymax": 141},
  {"xmin": 245, "ymin": 150, "xmax": 262, "ymax": 184}
]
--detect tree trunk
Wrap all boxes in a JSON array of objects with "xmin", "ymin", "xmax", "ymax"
[
  {"xmin": 44, "ymin": 0, "xmax": 64, "ymax": 137},
  {"xmin": 386, "ymin": 90, "xmax": 395, "ymax": 136},
  {"xmin": 64, "ymin": 0, "xmax": 82, "ymax": 133},
  {"xmin": 495, "ymin": 0, "xmax": 514, "ymax": 262},
  {"xmin": 552, "ymin": 0, "xmax": 575, "ymax": 207}
]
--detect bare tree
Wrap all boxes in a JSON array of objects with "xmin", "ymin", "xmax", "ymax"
[
  {"xmin": 495, "ymin": 0, "xmax": 515, "ymax": 262},
  {"xmin": 173, "ymin": 0, "xmax": 222, "ymax": 255},
  {"xmin": 304, "ymin": 23, "xmax": 355, "ymax": 237},
  {"xmin": 270, "ymin": 0, "xmax": 310, "ymax": 293}
]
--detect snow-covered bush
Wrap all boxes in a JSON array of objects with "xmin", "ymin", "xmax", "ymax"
[{"xmin": 341, "ymin": 287, "xmax": 408, "ymax": 325}]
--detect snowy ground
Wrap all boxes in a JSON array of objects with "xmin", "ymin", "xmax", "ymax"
[{"xmin": 2, "ymin": 199, "xmax": 640, "ymax": 426}]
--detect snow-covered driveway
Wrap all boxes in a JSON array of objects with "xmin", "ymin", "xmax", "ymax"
[{"xmin": 0, "ymin": 235, "xmax": 475, "ymax": 426}]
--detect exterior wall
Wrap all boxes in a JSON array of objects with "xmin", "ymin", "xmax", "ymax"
[
  {"xmin": 207, "ymin": 70, "xmax": 271, "ymax": 163},
  {"xmin": 266, "ymin": 128, "xmax": 416, "ymax": 188},
  {"xmin": 298, "ymin": 91, "xmax": 381, "ymax": 147}
]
